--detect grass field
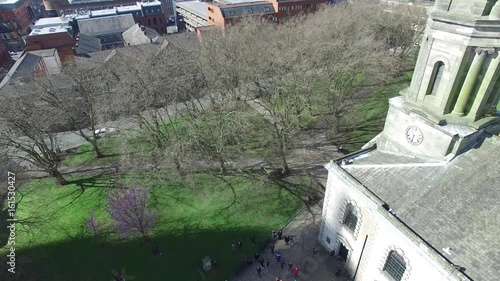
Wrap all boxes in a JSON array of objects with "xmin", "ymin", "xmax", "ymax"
[{"xmin": 0, "ymin": 172, "xmax": 302, "ymax": 281}]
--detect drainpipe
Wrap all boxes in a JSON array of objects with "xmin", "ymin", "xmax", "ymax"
[{"xmin": 352, "ymin": 235, "xmax": 368, "ymax": 281}]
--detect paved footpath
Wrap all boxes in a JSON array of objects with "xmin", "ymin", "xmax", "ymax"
[{"xmin": 233, "ymin": 203, "xmax": 349, "ymax": 281}]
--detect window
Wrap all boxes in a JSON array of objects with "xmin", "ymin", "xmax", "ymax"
[
  {"xmin": 383, "ymin": 251, "xmax": 406, "ymax": 281},
  {"xmin": 153, "ymin": 18, "xmax": 157, "ymax": 25},
  {"xmin": 1, "ymin": 33, "xmax": 10, "ymax": 40},
  {"xmin": 208, "ymin": 7, "xmax": 214, "ymax": 12},
  {"xmin": 427, "ymin": 61, "xmax": 444, "ymax": 95},
  {"xmin": 228, "ymin": 10, "xmax": 235, "ymax": 16},
  {"xmin": 343, "ymin": 203, "xmax": 359, "ymax": 232},
  {"xmin": 148, "ymin": 19, "xmax": 151, "ymax": 25},
  {"xmin": 264, "ymin": 6, "xmax": 270, "ymax": 12},
  {"xmin": 245, "ymin": 8, "xmax": 253, "ymax": 14}
]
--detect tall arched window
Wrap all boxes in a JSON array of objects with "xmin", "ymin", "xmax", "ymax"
[
  {"xmin": 383, "ymin": 250, "xmax": 407, "ymax": 281},
  {"xmin": 427, "ymin": 61, "xmax": 445, "ymax": 96},
  {"xmin": 343, "ymin": 203, "xmax": 359, "ymax": 232}
]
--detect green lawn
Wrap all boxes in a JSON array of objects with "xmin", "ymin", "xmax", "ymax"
[{"xmin": 0, "ymin": 173, "xmax": 302, "ymax": 281}]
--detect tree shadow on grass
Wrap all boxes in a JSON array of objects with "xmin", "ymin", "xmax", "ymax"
[{"xmin": 7, "ymin": 227, "xmax": 275, "ymax": 281}]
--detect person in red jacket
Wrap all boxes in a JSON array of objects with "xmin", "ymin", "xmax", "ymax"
[{"xmin": 293, "ymin": 266, "xmax": 299, "ymax": 280}]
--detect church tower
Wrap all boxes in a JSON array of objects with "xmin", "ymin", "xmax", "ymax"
[{"xmin": 377, "ymin": 0, "xmax": 500, "ymax": 161}]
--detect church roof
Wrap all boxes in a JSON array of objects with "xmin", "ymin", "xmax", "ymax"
[{"xmin": 341, "ymin": 135, "xmax": 500, "ymax": 281}]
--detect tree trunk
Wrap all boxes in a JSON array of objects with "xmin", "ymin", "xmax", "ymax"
[
  {"xmin": 218, "ymin": 156, "xmax": 227, "ymax": 174},
  {"xmin": 278, "ymin": 136, "xmax": 290, "ymax": 175},
  {"xmin": 90, "ymin": 139, "xmax": 104, "ymax": 158},
  {"xmin": 173, "ymin": 156, "xmax": 183, "ymax": 176},
  {"xmin": 50, "ymin": 169, "xmax": 68, "ymax": 186}
]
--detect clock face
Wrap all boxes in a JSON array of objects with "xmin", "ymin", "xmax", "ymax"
[{"xmin": 405, "ymin": 126, "xmax": 423, "ymax": 145}]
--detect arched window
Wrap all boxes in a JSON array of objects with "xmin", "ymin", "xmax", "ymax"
[
  {"xmin": 343, "ymin": 203, "xmax": 359, "ymax": 232},
  {"xmin": 427, "ymin": 61, "xmax": 445, "ymax": 95},
  {"xmin": 383, "ymin": 250, "xmax": 406, "ymax": 281}
]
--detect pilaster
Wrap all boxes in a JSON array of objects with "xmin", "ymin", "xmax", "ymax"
[
  {"xmin": 451, "ymin": 47, "xmax": 489, "ymax": 115},
  {"xmin": 468, "ymin": 48, "xmax": 500, "ymax": 120}
]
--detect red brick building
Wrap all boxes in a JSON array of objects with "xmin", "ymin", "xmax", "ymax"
[
  {"xmin": 42, "ymin": 0, "xmax": 175, "ymax": 26},
  {"xmin": 180, "ymin": 0, "xmax": 324, "ymax": 31},
  {"xmin": 0, "ymin": 0, "xmax": 36, "ymax": 50},
  {"xmin": 0, "ymin": 37, "xmax": 13, "ymax": 71}
]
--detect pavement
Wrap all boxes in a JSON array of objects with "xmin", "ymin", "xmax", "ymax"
[{"xmin": 233, "ymin": 203, "xmax": 349, "ymax": 281}]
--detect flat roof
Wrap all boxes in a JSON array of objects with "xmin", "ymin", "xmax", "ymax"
[
  {"xmin": 140, "ymin": 0, "xmax": 161, "ymax": 7},
  {"xmin": 0, "ymin": 0, "xmax": 22, "ymax": 5},
  {"xmin": 30, "ymin": 26, "xmax": 71, "ymax": 35},
  {"xmin": 116, "ymin": 5, "xmax": 141, "ymax": 12},
  {"xmin": 176, "ymin": 1, "xmax": 207, "ymax": 18},
  {"xmin": 33, "ymin": 17, "xmax": 72, "ymax": 28},
  {"xmin": 216, "ymin": 0, "xmax": 262, "ymax": 4},
  {"xmin": 90, "ymin": 8, "xmax": 117, "ymax": 16}
]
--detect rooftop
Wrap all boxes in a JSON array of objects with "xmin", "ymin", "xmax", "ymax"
[
  {"xmin": 338, "ymin": 134, "xmax": 500, "ymax": 281},
  {"xmin": 90, "ymin": 8, "xmax": 117, "ymax": 17},
  {"xmin": 176, "ymin": 1, "xmax": 207, "ymax": 18},
  {"xmin": 140, "ymin": 0, "xmax": 161, "ymax": 7},
  {"xmin": 32, "ymin": 16, "xmax": 73, "ymax": 28},
  {"xmin": 216, "ymin": 0, "xmax": 263, "ymax": 4},
  {"xmin": 218, "ymin": 2, "xmax": 275, "ymax": 18},
  {"xmin": 116, "ymin": 5, "xmax": 142, "ymax": 12},
  {"xmin": 30, "ymin": 26, "xmax": 71, "ymax": 36},
  {"xmin": 0, "ymin": 0, "xmax": 22, "ymax": 5},
  {"xmin": 78, "ymin": 14, "xmax": 135, "ymax": 36}
]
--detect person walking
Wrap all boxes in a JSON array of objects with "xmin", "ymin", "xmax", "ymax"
[
  {"xmin": 272, "ymin": 230, "xmax": 277, "ymax": 241},
  {"xmin": 293, "ymin": 267, "xmax": 299, "ymax": 281},
  {"xmin": 270, "ymin": 243, "xmax": 275, "ymax": 254},
  {"xmin": 255, "ymin": 252, "xmax": 260, "ymax": 261},
  {"xmin": 288, "ymin": 262, "xmax": 293, "ymax": 272},
  {"xmin": 250, "ymin": 235, "xmax": 256, "ymax": 244},
  {"xmin": 265, "ymin": 259, "xmax": 270, "ymax": 269},
  {"xmin": 280, "ymin": 259, "xmax": 285, "ymax": 270},
  {"xmin": 278, "ymin": 230, "xmax": 283, "ymax": 240},
  {"xmin": 284, "ymin": 236, "xmax": 290, "ymax": 246},
  {"xmin": 256, "ymin": 266, "xmax": 262, "ymax": 277},
  {"xmin": 259, "ymin": 257, "xmax": 264, "ymax": 268},
  {"xmin": 313, "ymin": 248, "xmax": 319, "ymax": 257},
  {"xmin": 275, "ymin": 251, "xmax": 282, "ymax": 262}
]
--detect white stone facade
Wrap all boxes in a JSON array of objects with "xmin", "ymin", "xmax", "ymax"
[{"xmin": 319, "ymin": 164, "xmax": 464, "ymax": 281}]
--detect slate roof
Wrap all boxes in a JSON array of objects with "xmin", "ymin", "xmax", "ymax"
[
  {"xmin": 75, "ymin": 33, "xmax": 102, "ymax": 54},
  {"xmin": 341, "ymin": 134, "xmax": 500, "ymax": 281}
]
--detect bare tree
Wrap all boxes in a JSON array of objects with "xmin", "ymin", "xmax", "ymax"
[
  {"xmin": 109, "ymin": 44, "xmax": 208, "ymax": 174},
  {"xmin": 196, "ymin": 3, "xmax": 398, "ymax": 173},
  {"xmin": 35, "ymin": 60, "xmax": 113, "ymax": 159},
  {"xmin": 0, "ymin": 96, "xmax": 68, "ymax": 185},
  {"xmin": 371, "ymin": 3, "xmax": 427, "ymax": 70}
]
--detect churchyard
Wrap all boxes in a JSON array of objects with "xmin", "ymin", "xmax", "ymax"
[{"xmin": 0, "ymin": 3, "xmax": 420, "ymax": 280}]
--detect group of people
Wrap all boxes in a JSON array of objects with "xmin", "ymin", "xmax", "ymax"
[{"xmin": 251, "ymin": 229, "xmax": 302, "ymax": 281}]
